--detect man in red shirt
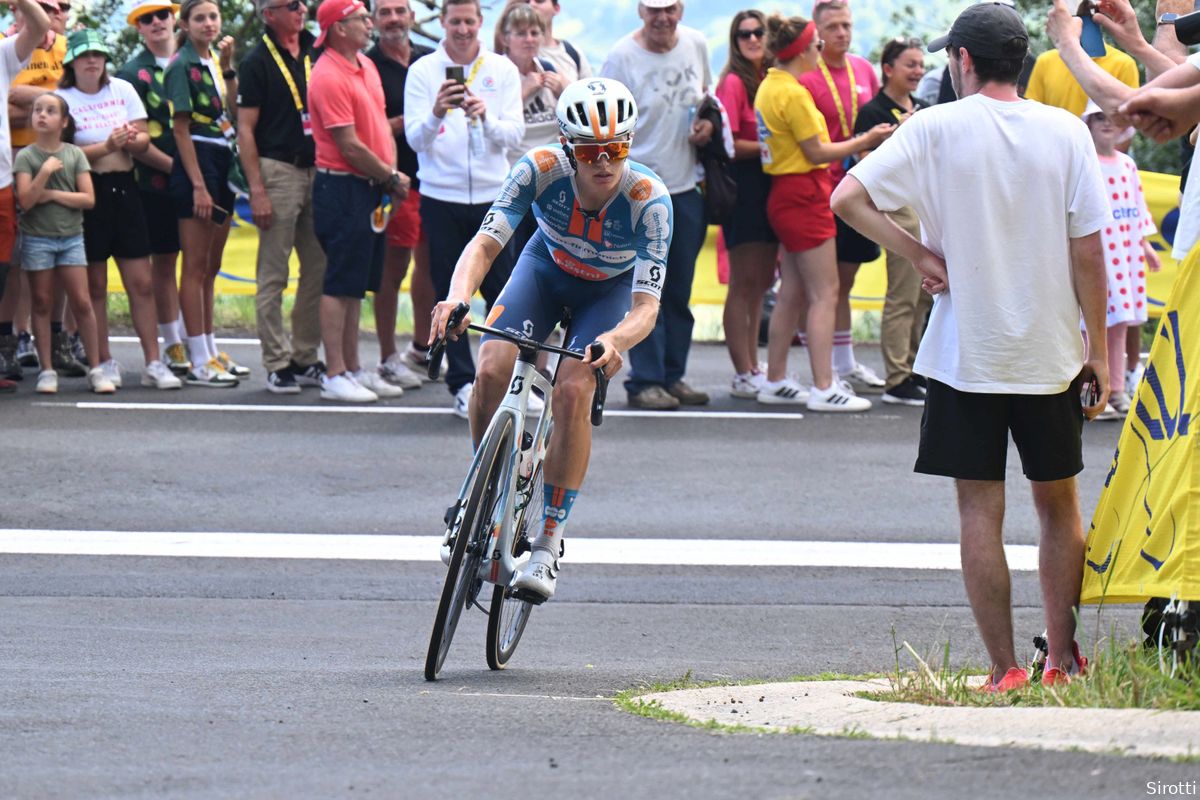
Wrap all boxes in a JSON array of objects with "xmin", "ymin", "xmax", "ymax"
[
  {"xmin": 798, "ymin": 0, "xmax": 885, "ymax": 393},
  {"xmin": 308, "ymin": 0, "xmax": 410, "ymax": 402}
]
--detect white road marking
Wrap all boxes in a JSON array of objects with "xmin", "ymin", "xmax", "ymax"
[
  {"xmin": 37, "ymin": 401, "xmax": 839, "ymax": 421},
  {"xmin": 0, "ymin": 529, "xmax": 1036, "ymax": 570},
  {"xmin": 112, "ymin": 335, "xmax": 260, "ymax": 346}
]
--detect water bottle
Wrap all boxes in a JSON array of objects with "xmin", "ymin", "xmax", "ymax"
[{"xmin": 468, "ymin": 117, "xmax": 485, "ymax": 157}]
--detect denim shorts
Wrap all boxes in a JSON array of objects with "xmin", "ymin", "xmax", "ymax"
[{"xmin": 20, "ymin": 232, "xmax": 87, "ymax": 271}]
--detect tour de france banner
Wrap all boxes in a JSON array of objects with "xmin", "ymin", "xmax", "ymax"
[
  {"xmin": 107, "ymin": 170, "xmax": 1187, "ymax": 312},
  {"xmin": 1081, "ymin": 243, "xmax": 1200, "ymax": 605}
]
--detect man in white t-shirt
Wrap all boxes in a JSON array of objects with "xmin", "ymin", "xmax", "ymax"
[
  {"xmin": 831, "ymin": 3, "xmax": 1111, "ymax": 692},
  {"xmin": 601, "ymin": 0, "xmax": 712, "ymax": 410},
  {"xmin": 0, "ymin": 0, "xmax": 51, "ymax": 390}
]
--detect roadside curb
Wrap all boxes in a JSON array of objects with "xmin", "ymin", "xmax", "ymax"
[{"xmin": 638, "ymin": 679, "xmax": 1200, "ymax": 758}]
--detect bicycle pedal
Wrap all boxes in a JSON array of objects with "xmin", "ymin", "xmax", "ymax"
[{"xmin": 509, "ymin": 587, "xmax": 548, "ymax": 606}]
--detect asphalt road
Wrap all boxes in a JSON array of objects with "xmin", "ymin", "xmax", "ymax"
[{"xmin": 3, "ymin": 338, "xmax": 1190, "ymax": 799}]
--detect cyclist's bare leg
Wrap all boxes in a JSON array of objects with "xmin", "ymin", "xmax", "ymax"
[
  {"xmin": 470, "ymin": 339, "xmax": 520, "ymax": 448},
  {"xmin": 542, "ymin": 357, "xmax": 595, "ymax": 490}
]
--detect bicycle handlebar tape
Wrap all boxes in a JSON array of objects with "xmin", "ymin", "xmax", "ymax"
[
  {"xmin": 589, "ymin": 341, "xmax": 607, "ymax": 427},
  {"xmin": 428, "ymin": 302, "xmax": 471, "ymax": 381}
]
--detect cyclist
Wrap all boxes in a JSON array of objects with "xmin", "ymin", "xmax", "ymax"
[{"xmin": 431, "ymin": 77, "xmax": 671, "ymax": 601}]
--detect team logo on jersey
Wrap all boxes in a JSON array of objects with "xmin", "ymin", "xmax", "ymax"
[
  {"xmin": 522, "ymin": 319, "xmax": 534, "ymax": 337},
  {"xmin": 534, "ymin": 149, "xmax": 558, "ymax": 173},
  {"xmin": 629, "ymin": 179, "xmax": 653, "ymax": 202},
  {"xmin": 551, "ymin": 248, "xmax": 608, "ymax": 281}
]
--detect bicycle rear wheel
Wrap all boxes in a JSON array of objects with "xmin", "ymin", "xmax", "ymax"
[
  {"xmin": 425, "ymin": 417, "xmax": 513, "ymax": 681},
  {"xmin": 486, "ymin": 458, "xmax": 543, "ymax": 670}
]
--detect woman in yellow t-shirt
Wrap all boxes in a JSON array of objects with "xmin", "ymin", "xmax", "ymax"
[{"xmin": 754, "ymin": 13, "xmax": 892, "ymax": 411}]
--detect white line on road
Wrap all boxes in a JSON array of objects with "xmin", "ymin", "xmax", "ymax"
[
  {"xmin": 38, "ymin": 401, "xmax": 820, "ymax": 421},
  {"xmin": 0, "ymin": 529, "xmax": 1036, "ymax": 570}
]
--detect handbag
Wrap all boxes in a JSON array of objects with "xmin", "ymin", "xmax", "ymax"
[{"xmin": 694, "ymin": 93, "xmax": 737, "ymax": 225}]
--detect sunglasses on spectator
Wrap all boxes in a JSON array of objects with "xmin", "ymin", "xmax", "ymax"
[
  {"xmin": 137, "ymin": 7, "xmax": 172, "ymax": 24},
  {"xmin": 736, "ymin": 28, "xmax": 765, "ymax": 40},
  {"xmin": 567, "ymin": 140, "xmax": 631, "ymax": 164},
  {"xmin": 267, "ymin": 0, "xmax": 305, "ymax": 12},
  {"xmin": 38, "ymin": 2, "xmax": 66, "ymax": 13}
]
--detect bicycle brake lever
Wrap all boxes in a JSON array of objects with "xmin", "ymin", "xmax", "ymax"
[
  {"xmin": 588, "ymin": 340, "xmax": 607, "ymax": 427},
  {"xmin": 428, "ymin": 301, "xmax": 471, "ymax": 381}
]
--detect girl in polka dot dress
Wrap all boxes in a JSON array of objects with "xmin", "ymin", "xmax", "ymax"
[{"xmin": 1083, "ymin": 101, "xmax": 1160, "ymax": 417}]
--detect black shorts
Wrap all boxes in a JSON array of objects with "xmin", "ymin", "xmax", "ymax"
[
  {"xmin": 83, "ymin": 170, "xmax": 151, "ymax": 263},
  {"xmin": 139, "ymin": 189, "xmax": 180, "ymax": 255},
  {"xmin": 721, "ymin": 159, "xmax": 777, "ymax": 250},
  {"xmin": 313, "ymin": 171, "xmax": 385, "ymax": 299},
  {"xmin": 834, "ymin": 214, "xmax": 880, "ymax": 264},
  {"xmin": 169, "ymin": 141, "xmax": 236, "ymax": 221},
  {"xmin": 915, "ymin": 378, "xmax": 1085, "ymax": 482}
]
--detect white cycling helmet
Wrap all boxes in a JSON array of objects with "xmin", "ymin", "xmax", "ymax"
[{"xmin": 556, "ymin": 78, "xmax": 638, "ymax": 142}]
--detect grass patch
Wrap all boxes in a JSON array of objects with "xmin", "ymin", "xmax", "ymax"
[{"xmin": 870, "ymin": 632, "xmax": 1200, "ymax": 711}]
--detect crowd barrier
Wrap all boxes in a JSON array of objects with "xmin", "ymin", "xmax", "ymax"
[{"xmin": 103, "ymin": 171, "xmax": 1184, "ymax": 317}]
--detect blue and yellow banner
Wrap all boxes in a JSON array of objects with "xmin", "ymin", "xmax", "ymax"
[{"xmin": 1081, "ymin": 245, "xmax": 1200, "ymax": 605}]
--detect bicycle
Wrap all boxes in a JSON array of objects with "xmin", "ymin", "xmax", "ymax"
[{"xmin": 423, "ymin": 302, "xmax": 608, "ymax": 682}]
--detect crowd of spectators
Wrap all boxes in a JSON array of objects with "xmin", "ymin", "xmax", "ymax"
[{"xmin": 0, "ymin": 0, "xmax": 1186, "ymax": 419}]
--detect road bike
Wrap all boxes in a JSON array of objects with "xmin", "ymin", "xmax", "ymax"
[{"xmin": 423, "ymin": 302, "xmax": 608, "ymax": 681}]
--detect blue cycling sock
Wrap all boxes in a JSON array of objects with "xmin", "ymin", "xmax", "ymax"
[{"xmin": 534, "ymin": 484, "xmax": 578, "ymax": 556}]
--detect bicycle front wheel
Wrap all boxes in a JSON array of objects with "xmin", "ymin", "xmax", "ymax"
[
  {"xmin": 486, "ymin": 458, "xmax": 543, "ymax": 670},
  {"xmin": 425, "ymin": 417, "xmax": 513, "ymax": 681}
]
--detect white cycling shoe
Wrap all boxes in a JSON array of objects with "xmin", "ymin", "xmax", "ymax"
[{"xmin": 511, "ymin": 549, "xmax": 559, "ymax": 602}]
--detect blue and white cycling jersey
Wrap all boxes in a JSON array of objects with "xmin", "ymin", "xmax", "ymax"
[{"xmin": 478, "ymin": 145, "xmax": 673, "ymax": 299}]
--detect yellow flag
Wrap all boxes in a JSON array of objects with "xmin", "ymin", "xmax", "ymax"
[{"xmin": 1081, "ymin": 246, "xmax": 1200, "ymax": 605}]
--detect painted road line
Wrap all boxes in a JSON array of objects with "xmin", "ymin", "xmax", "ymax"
[
  {"xmin": 112, "ymin": 335, "xmax": 260, "ymax": 346},
  {"xmin": 39, "ymin": 401, "xmax": 826, "ymax": 421},
  {"xmin": 0, "ymin": 529, "xmax": 1038, "ymax": 570}
]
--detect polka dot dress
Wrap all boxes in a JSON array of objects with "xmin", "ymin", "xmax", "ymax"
[{"xmin": 1098, "ymin": 153, "xmax": 1155, "ymax": 326}]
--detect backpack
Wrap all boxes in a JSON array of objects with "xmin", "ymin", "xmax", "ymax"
[{"xmin": 562, "ymin": 40, "xmax": 582, "ymax": 74}]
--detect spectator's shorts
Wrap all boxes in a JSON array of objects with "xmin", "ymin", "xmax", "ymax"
[
  {"xmin": 313, "ymin": 171, "xmax": 385, "ymax": 300},
  {"xmin": 482, "ymin": 230, "xmax": 633, "ymax": 352},
  {"xmin": 721, "ymin": 159, "xmax": 776, "ymax": 250},
  {"xmin": 85, "ymin": 170, "xmax": 151, "ymax": 263},
  {"xmin": 386, "ymin": 186, "xmax": 423, "ymax": 249},
  {"xmin": 170, "ymin": 141, "xmax": 236, "ymax": 221},
  {"xmin": 0, "ymin": 185, "xmax": 16, "ymax": 263},
  {"xmin": 915, "ymin": 378, "xmax": 1085, "ymax": 482},
  {"xmin": 767, "ymin": 170, "xmax": 836, "ymax": 254},
  {"xmin": 834, "ymin": 214, "xmax": 881, "ymax": 264},
  {"xmin": 20, "ymin": 232, "xmax": 87, "ymax": 271},
  {"xmin": 139, "ymin": 189, "xmax": 181, "ymax": 255}
]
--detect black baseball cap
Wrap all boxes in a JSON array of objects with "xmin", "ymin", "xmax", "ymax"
[{"xmin": 928, "ymin": 2, "xmax": 1029, "ymax": 59}]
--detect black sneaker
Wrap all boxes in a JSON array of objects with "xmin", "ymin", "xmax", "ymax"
[
  {"xmin": 0, "ymin": 333, "xmax": 22, "ymax": 380},
  {"xmin": 881, "ymin": 376, "xmax": 926, "ymax": 407},
  {"xmin": 52, "ymin": 330, "xmax": 86, "ymax": 377},
  {"xmin": 15, "ymin": 331, "xmax": 36, "ymax": 368},
  {"xmin": 266, "ymin": 367, "xmax": 301, "ymax": 395},
  {"xmin": 911, "ymin": 374, "xmax": 927, "ymax": 389},
  {"xmin": 289, "ymin": 359, "xmax": 326, "ymax": 387}
]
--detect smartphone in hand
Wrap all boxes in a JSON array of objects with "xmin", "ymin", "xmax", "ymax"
[{"xmin": 444, "ymin": 65, "xmax": 465, "ymax": 107}]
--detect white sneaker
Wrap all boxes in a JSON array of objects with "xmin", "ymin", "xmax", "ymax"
[
  {"xmin": 36, "ymin": 369, "xmax": 57, "ymax": 394},
  {"xmin": 401, "ymin": 344, "xmax": 435, "ymax": 380},
  {"xmin": 453, "ymin": 382, "xmax": 473, "ymax": 419},
  {"xmin": 320, "ymin": 372, "xmax": 378, "ymax": 402},
  {"xmin": 378, "ymin": 352, "xmax": 423, "ymax": 389},
  {"xmin": 757, "ymin": 377, "xmax": 808, "ymax": 405},
  {"xmin": 511, "ymin": 549, "xmax": 559, "ymax": 601},
  {"xmin": 807, "ymin": 381, "xmax": 872, "ymax": 412},
  {"xmin": 87, "ymin": 366, "xmax": 116, "ymax": 394},
  {"xmin": 1095, "ymin": 403, "xmax": 1121, "ymax": 421},
  {"xmin": 142, "ymin": 360, "xmax": 182, "ymax": 390},
  {"xmin": 354, "ymin": 368, "xmax": 403, "ymax": 398},
  {"xmin": 731, "ymin": 370, "xmax": 766, "ymax": 399},
  {"xmin": 839, "ymin": 362, "xmax": 885, "ymax": 392},
  {"xmin": 1126, "ymin": 363, "xmax": 1145, "ymax": 396},
  {"xmin": 186, "ymin": 358, "xmax": 239, "ymax": 387},
  {"xmin": 100, "ymin": 357, "xmax": 123, "ymax": 388}
]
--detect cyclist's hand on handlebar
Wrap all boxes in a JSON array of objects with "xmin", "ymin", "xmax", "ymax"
[
  {"xmin": 584, "ymin": 335, "xmax": 622, "ymax": 379},
  {"xmin": 431, "ymin": 298, "xmax": 472, "ymax": 343}
]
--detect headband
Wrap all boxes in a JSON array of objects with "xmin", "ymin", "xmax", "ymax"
[{"xmin": 775, "ymin": 20, "xmax": 816, "ymax": 63}]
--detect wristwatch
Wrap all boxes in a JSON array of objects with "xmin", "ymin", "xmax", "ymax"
[
  {"xmin": 1158, "ymin": 12, "xmax": 1178, "ymax": 24},
  {"xmin": 385, "ymin": 170, "xmax": 403, "ymax": 191},
  {"xmin": 223, "ymin": 69, "xmax": 238, "ymax": 80}
]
